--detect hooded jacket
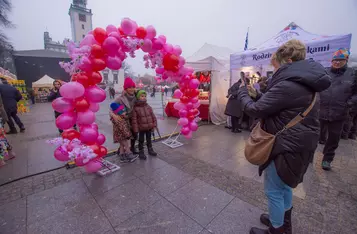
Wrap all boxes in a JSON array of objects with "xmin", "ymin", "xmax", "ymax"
[
  {"xmin": 225, "ymin": 80, "xmax": 243, "ymax": 118},
  {"xmin": 132, "ymin": 101, "xmax": 157, "ymax": 133},
  {"xmin": 238, "ymin": 59, "xmax": 331, "ymax": 188},
  {"xmin": 319, "ymin": 66, "xmax": 357, "ymax": 121}
]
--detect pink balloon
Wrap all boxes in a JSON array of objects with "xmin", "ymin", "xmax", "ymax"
[
  {"xmin": 193, "ymin": 102, "xmax": 201, "ymax": 109},
  {"xmin": 106, "ymin": 25, "xmax": 118, "ymax": 34},
  {"xmin": 77, "ymin": 110, "xmax": 96, "ymax": 125},
  {"xmin": 80, "ymin": 125, "xmax": 98, "ymax": 144},
  {"xmin": 184, "ymin": 131, "xmax": 193, "ymax": 139},
  {"xmin": 102, "ymin": 37, "xmax": 120, "ymax": 56},
  {"xmin": 179, "ymin": 109, "xmax": 187, "ymax": 117},
  {"xmin": 186, "ymin": 102, "xmax": 193, "ymax": 110},
  {"xmin": 158, "ymin": 35, "xmax": 166, "ymax": 44},
  {"xmin": 163, "ymin": 43, "xmax": 173, "ymax": 53},
  {"xmin": 173, "ymin": 101, "xmax": 185, "ymax": 111},
  {"xmin": 181, "ymin": 126, "xmax": 191, "ymax": 135},
  {"xmin": 189, "ymin": 79, "xmax": 200, "ymax": 89},
  {"xmin": 191, "ymin": 97, "xmax": 199, "ymax": 104},
  {"xmin": 146, "ymin": 25, "xmax": 156, "ymax": 39},
  {"xmin": 56, "ymin": 112, "xmax": 77, "ymax": 130},
  {"xmin": 108, "ymin": 32, "xmax": 121, "ymax": 41},
  {"xmin": 60, "ymin": 82, "xmax": 85, "ymax": 99},
  {"xmin": 155, "ymin": 67, "xmax": 165, "ymax": 74},
  {"xmin": 117, "ymin": 50, "xmax": 126, "ymax": 61},
  {"xmin": 89, "ymin": 102, "xmax": 100, "ymax": 112},
  {"xmin": 178, "ymin": 117, "xmax": 189, "ymax": 126},
  {"xmin": 162, "ymin": 73, "xmax": 168, "ymax": 80},
  {"xmin": 79, "ymin": 56, "xmax": 92, "ymax": 72},
  {"xmin": 91, "ymin": 123, "xmax": 99, "ymax": 131},
  {"xmin": 178, "ymin": 56, "xmax": 186, "ymax": 66},
  {"xmin": 80, "ymin": 34, "xmax": 98, "ymax": 47},
  {"xmin": 85, "ymin": 160, "xmax": 102, "ymax": 173},
  {"xmin": 173, "ymin": 45, "xmax": 182, "ymax": 56},
  {"xmin": 54, "ymin": 147, "xmax": 69, "ymax": 162},
  {"xmin": 85, "ymin": 86, "xmax": 106, "ymax": 103},
  {"xmin": 96, "ymin": 134, "xmax": 106, "ymax": 145},
  {"xmin": 121, "ymin": 18, "xmax": 134, "ymax": 35},
  {"xmin": 75, "ymin": 157, "xmax": 87, "ymax": 166},
  {"xmin": 173, "ymin": 89, "xmax": 183, "ymax": 99},
  {"xmin": 141, "ymin": 39, "xmax": 152, "ymax": 52},
  {"xmin": 152, "ymin": 38, "xmax": 164, "ymax": 50},
  {"xmin": 52, "ymin": 97, "xmax": 74, "ymax": 113},
  {"xmin": 189, "ymin": 121, "xmax": 198, "ymax": 131},
  {"xmin": 106, "ymin": 56, "xmax": 122, "ymax": 70}
]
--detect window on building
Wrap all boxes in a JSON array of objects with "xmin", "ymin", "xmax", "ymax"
[
  {"xmin": 103, "ymin": 73, "xmax": 109, "ymax": 84},
  {"xmin": 82, "ymin": 24, "xmax": 85, "ymax": 30},
  {"xmin": 113, "ymin": 73, "xmax": 118, "ymax": 84},
  {"xmin": 79, "ymin": 14, "xmax": 86, "ymax": 22}
]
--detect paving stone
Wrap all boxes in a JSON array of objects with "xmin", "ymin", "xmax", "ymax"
[
  {"xmin": 0, "ymin": 198, "xmax": 26, "ymax": 234},
  {"xmin": 96, "ymin": 178, "xmax": 161, "ymax": 227},
  {"xmin": 167, "ymin": 178, "xmax": 234, "ymax": 227},
  {"xmin": 115, "ymin": 199, "xmax": 203, "ymax": 234},
  {"xmin": 140, "ymin": 164, "xmax": 194, "ymax": 196},
  {"xmin": 26, "ymin": 179, "xmax": 93, "ymax": 225},
  {"xmin": 206, "ymin": 198, "xmax": 265, "ymax": 234}
]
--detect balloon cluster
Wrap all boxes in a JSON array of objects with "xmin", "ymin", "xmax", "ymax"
[
  {"xmin": 53, "ymin": 18, "xmax": 200, "ymax": 170},
  {"xmin": 172, "ymin": 75, "xmax": 201, "ymax": 138}
]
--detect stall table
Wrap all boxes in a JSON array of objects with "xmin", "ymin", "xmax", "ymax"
[{"xmin": 165, "ymin": 99, "xmax": 209, "ymax": 120}]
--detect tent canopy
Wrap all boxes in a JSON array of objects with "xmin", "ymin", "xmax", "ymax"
[
  {"xmin": 32, "ymin": 74, "xmax": 55, "ymax": 88},
  {"xmin": 230, "ymin": 22, "xmax": 352, "ymax": 69},
  {"xmin": 186, "ymin": 44, "xmax": 234, "ymax": 125}
]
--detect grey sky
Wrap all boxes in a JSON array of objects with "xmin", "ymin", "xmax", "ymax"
[{"xmin": 5, "ymin": 0, "xmax": 357, "ymax": 76}]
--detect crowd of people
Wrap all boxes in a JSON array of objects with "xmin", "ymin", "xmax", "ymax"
[{"xmin": 225, "ymin": 40, "xmax": 355, "ymax": 234}]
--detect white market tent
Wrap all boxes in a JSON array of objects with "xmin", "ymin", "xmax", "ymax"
[
  {"xmin": 230, "ymin": 22, "xmax": 352, "ymax": 84},
  {"xmin": 32, "ymin": 74, "xmax": 55, "ymax": 88},
  {"xmin": 186, "ymin": 43, "xmax": 234, "ymax": 125}
]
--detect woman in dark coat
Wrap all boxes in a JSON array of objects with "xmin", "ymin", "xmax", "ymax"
[
  {"xmin": 225, "ymin": 79, "xmax": 243, "ymax": 133},
  {"xmin": 239, "ymin": 40, "xmax": 331, "ymax": 234}
]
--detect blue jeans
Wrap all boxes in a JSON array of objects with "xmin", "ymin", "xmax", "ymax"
[{"xmin": 264, "ymin": 162, "xmax": 293, "ymax": 228}]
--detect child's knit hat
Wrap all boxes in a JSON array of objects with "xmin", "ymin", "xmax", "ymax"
[
  {"xmin": 332, "ymin": 48, "xmax": 350, "ymax": 61},
  {"xmin": 123, "ymin": 77, "xmax": 136, "ymax": 90},
  {"xmin": 136, "ymin": 90, "xmax": 147, "ymax": 99},
  {"xmin": 110, "ymin": 102, "xmax": 126, "ymax": 115}
]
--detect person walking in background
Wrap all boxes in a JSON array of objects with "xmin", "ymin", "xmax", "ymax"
[
  {"xmin": 0, "ymin": 78, "xmax": 25, "ymax": 134},
  {"xmin": 132, "ymin": 90, "xmax": 157, "ymax": 160},
  {"xmin": 239, "ymin": 40, "xmax": 331, "ymax": 234},
  {"xmin": 28, "ymin": 88, "xmax": 35, "ymax": 104},
  {"xmin": 225, "ymin": 75, "xmax": 243, "ymax": 133},
  {"xmin": 319, "ymin": 49, "xmax": 357, "ymax": 171},
  {"xmin": 151, "ymin": 86, "xmax": 156, "ymax": 97},
  {"xmin": 115, "ymin": 77, "xmax": 139, "ymax": 154},
  {"xmin": 109, "ymin": 87, "xmax": 116, "ymax": 99}
]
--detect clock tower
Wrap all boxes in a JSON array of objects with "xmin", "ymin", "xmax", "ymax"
[{"xmin": 69, "ymin": 0, "xmax": 93, "ymax": 43}]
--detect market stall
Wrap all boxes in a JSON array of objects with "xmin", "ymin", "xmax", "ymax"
[
  {"xmin": 32, "ymin": 75, "xmax": 55, "ymax": 103},
  {"xmin": 165, "ymin": 43, "xmax": 233, "ymax": 124},
  {"xmin": 230, "ymin": 22, "xmax": 352, "ymax": 84}
]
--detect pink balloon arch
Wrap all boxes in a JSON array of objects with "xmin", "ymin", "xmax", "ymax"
[{"xmin": 50, "ymin": 18, "xmax": 200, "ymax": 173}]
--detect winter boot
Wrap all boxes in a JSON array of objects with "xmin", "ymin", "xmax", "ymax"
[
  {"xmin": 322, "ymin": 161, "xmax": 331, "ymax": 171},
  {"xmin": 126, "ymin": 153, "xmax": 138, "ymax": 163},
  {"xmin": 119, "ymin": 154, "xmax": 130, "ymax": 163},
  {"xmin": 318, "ymin": 140, "xmax": 326, "ymax": 145},
  {"xmin": 250, "ymin": 225, "xmax": 285, "ymax": 234},
  {"xmin": 260, "ymin": 208, "xmax": 292, "ymax": 234},
  {"xmin": 148, "ymin": 147, "xmax": 157, "ymax": 156},
  {"xmin": 6, "ymin": 129, "xmax": 17, "ymax": 135},
  {"xmin": 130, "ymin": 146, "xmax": 139, "ymax": 155},
  {"xmin": 139, "ymin": 150, "xmax": 147, "ymax": 160},
  {"xmin": 349, "ymin": 134, "xmax": 356, "ymax": 140}
]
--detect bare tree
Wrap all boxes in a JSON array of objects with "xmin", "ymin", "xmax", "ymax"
[
  {"xmin": 122, "ymin": 61, "xmax": 135, "ymax": 78},
  {"xmin": 0, "ymin": 0, "xmax": 15, "ymax": 71}
]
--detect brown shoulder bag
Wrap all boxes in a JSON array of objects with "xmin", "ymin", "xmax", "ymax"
[{"xmin": 245, "ymin": 93, "xmax": 317, "ymax": 165}]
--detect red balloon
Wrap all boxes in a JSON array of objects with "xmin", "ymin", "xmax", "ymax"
[
  {"xmin": 71, "ymin": 73, "xmax": 79, "ymax": 82},
  {"xmin": 189, "ymin": 109, "xmax": 199, "ymax": 116},
  {"xmin": 99, "ymin": 146, "xmax": 108, "ymax": 157},
  {"xmin": 75, "ymin": 98, "xmax": 90, "ymax": 112},
  {"xmin": 187, "ymin": 115, "xmax": 195, "ymax": 121},
  {"xmin": 89, "ymin": 144, "xmax": 101, "ymax": 155},
  {"xmin": 93, "ymin": 27, "xmax": 107, "ymax": 44},
  {"xmin": 87, "ymin": 71, "xmax": 102, "ymax": 85},
  {"xmin": 192, "ymin": 89, "xmax": 200, "ymax": 97},
  {"xmin": 62, "ymin": 129, "xmax": 80, "ymax": 140},
  {"xmin": 163, "ymin": 53, "xmax": 179, "ymax": 72},
  {"xmin": 76, "ymin": 73, "xmax": 89, "ymax": 87},
  {"xmin": 91, "ymin": 58, "xmax": 106, "ymax": 71},
  {"xmin": 136, "ymin": 27, "xmax": 147, "ymax": 39},
  {"xmin": 118, "ymin": 27, "xmax": 125, "ymax": 35},
  {"xmin": 91, "ymin": 44, "xmax": 105, "ymax": 58},
  {"xmin": 180, "ymin": 96, "xmax": 189, "ymax": 104}
]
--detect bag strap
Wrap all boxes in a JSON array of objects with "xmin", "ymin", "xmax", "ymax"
[{"xmin": 277, "ymin": 93, "xmax": 317, "ymax": 134}]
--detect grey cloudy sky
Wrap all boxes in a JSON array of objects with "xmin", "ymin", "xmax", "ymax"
[{"xmin": 5, "ymin": 0, "xmax": 357, "ymax": 75}]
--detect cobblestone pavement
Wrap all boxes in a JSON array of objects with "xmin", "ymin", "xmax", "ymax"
[
  {"xmin": 1, "ymin": 125, "xmax": 356, "ymax": 233},
  {"xmin": 0, "ymin": 94, "xmax": 177, "ymax": 184}
]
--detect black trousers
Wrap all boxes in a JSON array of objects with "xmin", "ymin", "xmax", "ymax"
[
  {"xmin": 320, "ymin": 119, "xmax": 345, "ymax": 162},
  {"xmin": 138, "ymin": 130, "xmax": 153, "ymax": 150},
  {"xmin": 6, "ymin": 109, "xmax": 24, "ymax": 131},
  {"xmin": 131, "ymin": 129, "xmax": 138, "ymax": 149},
  {"xmin": 231, "ymin": 116, "xmax": 241, "ymax": 130},
  {"xmin": 342, "ymin": 112, "xmax": 357, "ymax": 137}
]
